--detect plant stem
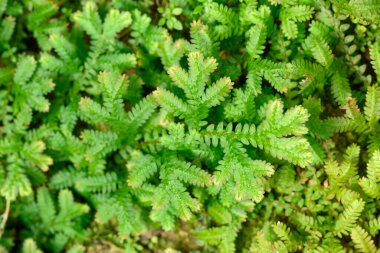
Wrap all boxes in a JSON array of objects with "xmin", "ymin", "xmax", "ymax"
[{"xmin": 0, "ymin": 200, "xmax": 11, "ymax": 238}]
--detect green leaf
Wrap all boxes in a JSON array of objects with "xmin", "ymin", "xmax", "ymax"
[{"xmin": 172, "ymin": 8, "xmax": 182, "ymax": 15}]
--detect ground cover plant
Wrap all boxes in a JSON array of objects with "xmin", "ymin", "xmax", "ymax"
[{"xmin": 0, "ymin": 0, "xmax": 379, "ymax": 252}]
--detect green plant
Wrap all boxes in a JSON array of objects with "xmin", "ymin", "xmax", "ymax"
[{"xmin": 0, "ymin": 0, "xmax": 380, "ymax": 252}]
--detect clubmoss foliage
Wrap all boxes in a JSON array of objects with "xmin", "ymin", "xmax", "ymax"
[{"xmin": 0, "ymin": 0, "xmax": 379, "ymax": 252}]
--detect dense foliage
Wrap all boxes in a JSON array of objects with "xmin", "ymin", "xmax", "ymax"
[{"xmin": 0, "ymin": 0, "xmax": 379, "ymax": 252}]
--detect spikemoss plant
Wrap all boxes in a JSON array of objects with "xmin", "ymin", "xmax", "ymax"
[{"xmin": 0, "ymin": 0, "xmax": 379, "ymax": 252}]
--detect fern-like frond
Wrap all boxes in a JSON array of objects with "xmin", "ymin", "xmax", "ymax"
[
  {"xmin": 153, "ymin": 87, "xmax": 189, "ymax": 118},
  {"xmin": 196, "ymin": 225, "xmax": 238, "ymax": 253},
  {"xmin": 189, "ymin": 20, "xmax": 215, "ymax": 56},
  {"xmin": 127, "ymin": 150, "xmax": 158, "ymax": 188},
  {"xmin": 50, "ymin": 168, "xmax": 84, "ymax": 189},
  {"xmin": 102, "ymin": 9, "xmax": 131, "ymax": 40},
  {"xmin": 336, "ymin": 188, "xmax": 361, "ymax": 206},
  {"xmin": 368, "ymin": 216, "xmax": 380, "ymax": 236},
  {"xmin": 280, "ymin": 5, "xmax": 314, "ymax": 39},
  {"xmin": 359, "ymin": 150, "xmax": 380, "ymax": 198},
  {"xmin": 331, "ymin": 71, "xmax": 351, "ymax": 105},
  {"xmin": 334, "ymin": 199, "xmax": 365, "ymax": 237},
  {"xmin": 272, "ymin": 222, "xmax": 295, "ymax": 250},
  {"xmin": 370, "ymin": 39, "xmax": 380, "ymax": 80},
  {"xmin": 163, "ymin": 159, "xmax": 211, "ymax": 186},
  {"xmin": 201, "ymin": 77, "xmax": 233, "ymax": 108},
  {"xmin": 257, "ymin": 100, "xmax": 310, "ymax": 137},
  {"xmin": 72, "ymin": 2, "xmax": 102, "ymax": 40},
  {"xmin": 350, "ymin": 226, "xmax": 377, "ymax": 253},
  {"xmin": 307, "ymin": 35, "xmax": 334, "ymax": 67},
  {"xmin": 125, "ymin": 96, "xmax": 157, "ymax": 134},
  {"xmin": 37, "ymin": 187, "xmax": 56, "ymax": 224},
  {"xmin": 246, "ymin": 24, "xmax": 267, "ymax": 59},
  {"xmin": 75, "ymin": 172, "xmax": 118, "ymax": 193},
  {"xmin": 364, "ymin": 86, "xmax": 380, "ymax": 126},
  {"xmin": 151, "ymin": 181, "xmax": 200, "ymax": 228},
  {"xmin": 97, "ymin": 190, "xmax": 146, "ymax": 236},
  {"xmin": 367, "ymin": 150, "xmax": 380, "ymax": 182},
  {"xmin": 207, "ymin": 201, "xmax": 232, "ymax": 225}
]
